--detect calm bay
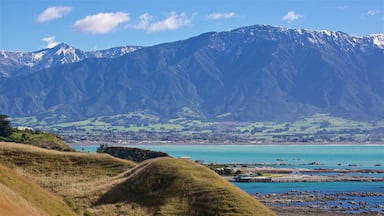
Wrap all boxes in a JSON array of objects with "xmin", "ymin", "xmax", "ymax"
[
  {"xmin": 72, "ymin": 144, "xmax": 384, "ymax": 192},
  {"xmin": 73, "ymin": 144, "xmax": 384, "ymax": 169},
  {"xmin": 72, "ymin": 144, "xmax": 384, "ymax": 213}
]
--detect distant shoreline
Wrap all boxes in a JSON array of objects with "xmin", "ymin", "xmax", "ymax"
[
  {"xmin": 227, "ymin": 167, "xmax": 384, "ymax": 183},
  {"xmin": 69, "ymin": 140, "xmax": 384, "ymax": 146}
]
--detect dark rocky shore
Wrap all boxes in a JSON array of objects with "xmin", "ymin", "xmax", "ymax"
[
  {"xmin": 224, "ymin": 165, "xmax": 384, "ymax": 215},
  {"xmin": 230, "ymin": 167, "xmax": 384, "ymax": 182},
  {"xmin": 255, "ymin": 191, "xmax": 384, "ymax": 216}
]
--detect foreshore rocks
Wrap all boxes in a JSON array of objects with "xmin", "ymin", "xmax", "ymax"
[
  {"xmin": 228, "ymin": 165, "xmax": 384, "ymax": 215},
  {"xmin": 254, "ymin": 191, "xmax": 384, "ymax": 215},
  {"xmin": 219, "ymin": 162, "xmax": 384, "ymax": 215},
  {"xmin": 232, "ymin": 167, "xmax": 384, "ymax": 183},
  {"xmin": 234, "ymin": 173, "xmax": 384, "ymax": 183}
]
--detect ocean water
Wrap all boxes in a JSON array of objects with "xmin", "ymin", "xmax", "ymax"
[
  {"xmin": 73, "ymin": 144, "xmax": 384, "ymax": 212},
  {"xmin": 235, "ymin": 181, "xmax": 384, "ymax": 213},
  {"xmin": 74, "ymin": 144, "xmax": 384, "ymax": 170},
  {"xmin": 232, "ymin": 181, "xmax": 384, "ymax": 194}
]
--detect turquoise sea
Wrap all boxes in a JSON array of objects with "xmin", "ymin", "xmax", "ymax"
[
  {"xmin": 72, "ymin": 144, "xmax": 384, "ymax": 210},
  {"xmin": 73, "ymin": 144, "xmax": 384, "ymax": 169},
  {"xmin": 73, "ymin": 144, "xmax": 384, "ymax": 189}
]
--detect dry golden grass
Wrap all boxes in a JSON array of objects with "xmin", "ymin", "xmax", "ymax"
[
  {"xmin": 0, "ymin": 142, "xmax": 276, "ymax": 216},
  {"xmin": 0, "ymin": 182, "xmax": 43, "ymax": 216},
  {"xmin": 0, "ymin": 164, "xmax": 76, "ymax": 216},
  {"xmin": 98, "ymin": 157, "xmax": 276, "ymax": 216},
  {"xmin": 0, "ymin": 142, "xmax": 136, "ymax": 213}
]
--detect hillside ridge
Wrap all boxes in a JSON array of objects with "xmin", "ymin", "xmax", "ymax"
[
  {"xmin": 98, "ymin": 157, "xmax": 276, "ymax": 215},
  {"xmin": 0, "ymin": 163, "xmax": 77, "ymax": 216},
  {"xmin": 0, "ymin": 141, "xmax": 275, "ymax": 215}
]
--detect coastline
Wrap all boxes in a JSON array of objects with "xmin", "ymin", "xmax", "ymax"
[
  {"xmin": 229, "ymin": 166, "xmax": 384, "ymax": 215},
  {"xmin": 220, "ymin": 166, "xmax": 384, "ymax": 183},
  {"xmin": 71, "ymin": 143, "xmax": 384, "ymax": 215},
  {"xmin": 70, "ymin": 140, "xmax": 384, "ymax": 146},
  {"xmin": 256, "ymin": 191, "xmax": 384, "ymax": 216}
]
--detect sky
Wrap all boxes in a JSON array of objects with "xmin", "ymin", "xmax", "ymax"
[{"xmin": 1, "ymin": 0, "xmax": 383, "ymax": 52}]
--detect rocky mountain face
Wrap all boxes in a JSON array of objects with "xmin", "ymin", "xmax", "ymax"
[
  {"xmin": 0, "ymin": 25, "xmax": 383, "ymax": 122},
  {"xmin": 0, "ymin": 43, "xmax": 141, "ymax": 79}
]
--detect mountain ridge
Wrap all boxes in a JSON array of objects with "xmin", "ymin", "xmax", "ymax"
[
  {"xmin": 0, "ymin": 43, "xmax": 142, "ymax": 79},
  {"xmin": 1, "ymin": 24, "xmax": 383, "ymax": 122}
]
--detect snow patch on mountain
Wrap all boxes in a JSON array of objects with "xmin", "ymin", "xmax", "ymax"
[
  {"xmin": 1, "ymin": 24, "xmax": 382, "ymax": 80},
  {"xmin": 32, "ymin": 51, "xmax": 45, "ymax": 61},
  {"xmin": 87, "ymin": 46, "xmax": 141, "ymax": 58},
  {"xmin": 0, "ymin": 51, "xmax": 8, "ymax": 58},
  {"xmin": 371, "ymin": 34, "xmax": 384, "ymax": 48},
  {"xmin": 0, "ymin": 43, "xmax": 142, "ymax": 79}
]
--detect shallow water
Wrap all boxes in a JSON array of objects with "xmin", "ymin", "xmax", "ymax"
[
  {"xmin": 73, "ymin": 144, "xmax": 384, "ymax": 213},
  {"xmin": 232, "ymin": 181, "xmax": 384, "ymax": 194},
  {"xmin": 73, "ymin": 144, "xmax": 384, "ymax": 170},
  {"xmin": 240, "ymin": 181, "xmax": 384, "ymax": 214}
]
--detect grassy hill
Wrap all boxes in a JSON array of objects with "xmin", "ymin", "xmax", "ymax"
[
  {"xmin": 0, "ymin": 142, "xmax": 137, "ymax": 214},
  {"xmin": 0, "ymin": 142, "xmax": 275, "ymax": 215},
  {"xmin": 98, "ymin": 157, "xmax": 276, "ymax": 215},
  {"xmin": 1, "ymin": 128, "xmax": 75, "ymax": 151},
  {"xmin": 0, "ymin": 164, "xmax": 77, "ymax": 216}
]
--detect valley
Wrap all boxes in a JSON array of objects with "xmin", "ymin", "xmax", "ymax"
[{"xmin": 12, "ymin": 113, "xmax": 384, "ymax": 145}]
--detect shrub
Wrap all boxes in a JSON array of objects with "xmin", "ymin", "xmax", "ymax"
[
  {"xmin": 64, "ymin": 197, "xmax": 80, "ymax": 214},
  {"xmin": 83, "ymin": 210, "xmax": 93, "ymax": 216},
  {"xmin": 0, "ymin": 115, "xmax": 12, "ymax": 137}
]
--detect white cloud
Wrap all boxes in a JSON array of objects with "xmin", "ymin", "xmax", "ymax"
[
  {"xmin": 72, "ymin": 12, "xmax": 129, "ymax": 34},
  {"xmin": 42, "ymin": 36, "xmax": 59, "ymax": 48},
  {"xmin": 132, "ymin": 13, "xmax": 153, "ymax": 30},
  {"xmin": 206, "ymin": 12, "xmax": 235, "ymax": 20},
  {"xmin": 282, "ymin": 11, "xmax": 303, "ymax": 21},
  {"xmin": 148, "ymin": 12, "xmax": 191, "ymax": 32},
  {"xmin": 36, "ymin": 6, "xmax": 72, "ymax": 23},
  {"xmin": 367, "ymin": 10, "xmax": 379, "ymax": 16}
]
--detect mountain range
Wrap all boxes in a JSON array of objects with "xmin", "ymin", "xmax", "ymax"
[
  {"xmin": 1, "ymin": 24, "xmax": 383, "ymax": 122},
  {"xmin": 0, "ymin": 43, "xmax": 141, "ymax": 79}
]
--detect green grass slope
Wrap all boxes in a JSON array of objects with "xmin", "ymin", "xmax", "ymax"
[
  {"xmin": 0, "ymin": 164, "xmax": 77, "ymax": 216},
  {"xmin": 0, "ymin": 142, "xmax": 135, "ymax": 178},
  {"xmin": 5, "ymin": 130, "xmax": 75, "ymax": 151},
  {"xmin": 98, "ymin": 157, "xmax": 276, "ymax": 216},
  {"xmin": 23, "ymin": 131, "xmax": 75, "ymax": 151}
]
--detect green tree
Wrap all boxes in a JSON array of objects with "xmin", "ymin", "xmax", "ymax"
[{"xmin": 0, "ymin": 115, "xmax": 12, "ymax": 137}]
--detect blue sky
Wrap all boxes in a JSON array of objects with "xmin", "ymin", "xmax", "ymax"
[{"xmin": 1, "ymin": 0, "xmax": 383, "ymax": 51}]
